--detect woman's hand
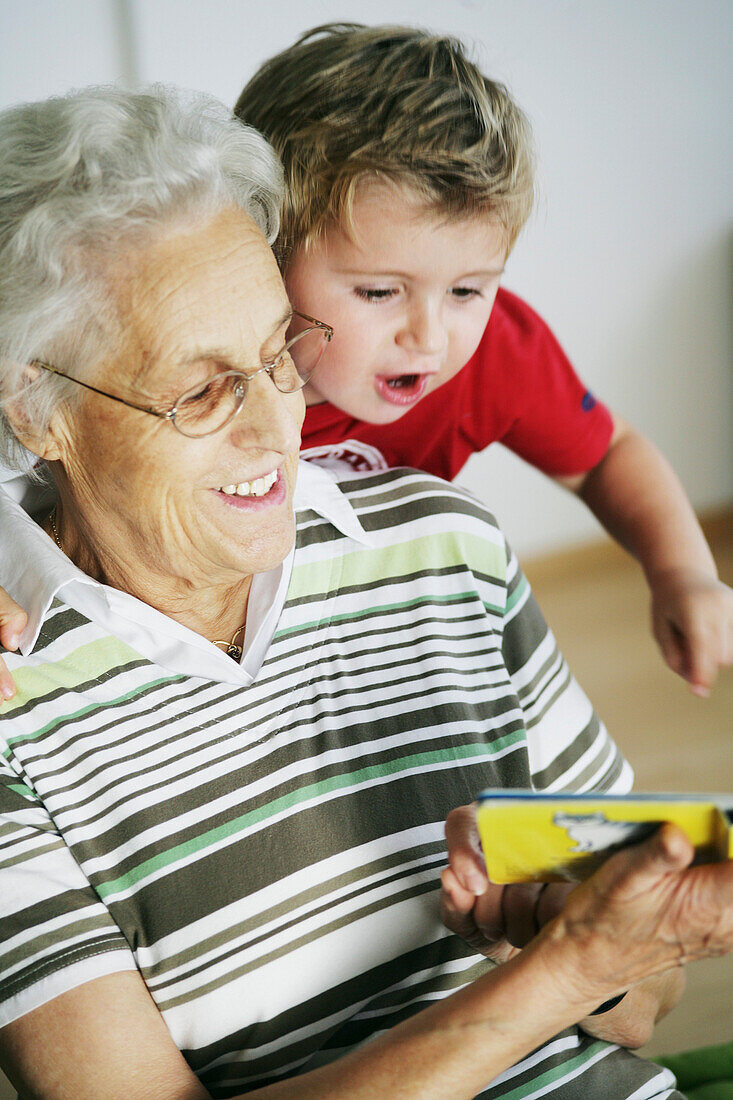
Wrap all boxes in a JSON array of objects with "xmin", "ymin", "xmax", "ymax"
[
  {"xmin": 0, "ymin": 588, "xmax": 25, "ymax": 701},
  {"xmin": 650, "ymin": 567, "xmax": 733, "ymax": 696},
  {"xmin": 440, "ymin": 846, "xmax": 678, "ymax": 1048},
  {"xmin": 441, "ymin": 804, "xmax": 732, "ymax": 1045},
  {"xmin": 543, "ymin": 820, "xmax": 733, "ymax": 996}
]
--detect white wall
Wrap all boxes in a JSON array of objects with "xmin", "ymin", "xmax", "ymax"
[
  {"xmin": 0, "ymin": 0, "xmax": 731, "ymax": 556},
  {"xmin": 0, "ymin": 9, "xmax": 729, "ymax": 1097}
]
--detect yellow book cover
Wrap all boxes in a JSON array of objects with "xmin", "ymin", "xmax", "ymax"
[{"xmin": 476, "ymin": 790, "xmax": 733, "ymax": 884}]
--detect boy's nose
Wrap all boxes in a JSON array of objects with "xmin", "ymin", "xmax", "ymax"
[{"xmin": 398, "ymin": 303, "xmax": 448, "ymax": 357}]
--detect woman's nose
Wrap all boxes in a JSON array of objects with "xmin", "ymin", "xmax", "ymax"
[
  {"xmin": 397, "ymin": 303, "xmax": 447, "ymax": 357},
  {"xmin": 227, "ymin": 372, "xmax": 302, "ymax": 455}
]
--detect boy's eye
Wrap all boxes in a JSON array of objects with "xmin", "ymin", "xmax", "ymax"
[
  {"xmin": 450, "ymin": 287, "xmax": 483, "ymax": 300},
  {"xmin": 353, "ymin": 287, "xmax": 398, "ymax": 303}
]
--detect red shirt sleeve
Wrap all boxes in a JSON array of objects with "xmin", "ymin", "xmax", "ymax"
[
  {"xmin": 302, "ymin": 289, "xmax": 614, "ymax": 480},
  {"xmin": 468, "ymin": 289, "xmax": 614, "ymax": 477}
]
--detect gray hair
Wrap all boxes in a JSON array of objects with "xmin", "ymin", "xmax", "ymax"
[{"xmin": 0, "ymin": 84, "xmax": 284, "ymax": 472}]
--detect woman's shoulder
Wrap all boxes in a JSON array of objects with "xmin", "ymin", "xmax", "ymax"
[
  {"xmin": 327, "ymin": 466, "xmax": 509, "ymax": 570},
  {"xmin": 335, "ymin": 465, "xmax": 498, "ymax": 516}
]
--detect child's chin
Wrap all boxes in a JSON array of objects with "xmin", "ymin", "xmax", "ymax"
[{"xmin": 367, "ymin": 395, "xmax": 422, "ymax": 423}]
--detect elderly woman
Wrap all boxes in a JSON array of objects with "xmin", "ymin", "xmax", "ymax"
[{"xmin": 0, "ymin": 85, "xmax": 731, "ymax": 1100}]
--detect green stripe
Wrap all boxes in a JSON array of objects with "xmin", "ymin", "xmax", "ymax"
[
  {"xmin": 287, "ymin": 533, "xmax": 505, "ymax": 601},
  {"xmin": 505, "ymin": 573, "xmax": 529, "ymax": 614},
  {"xmin": 97, "ymin": 737, "xmax": 521, "ymax": 899},
  {"xmin": 1, "ymin": 635, "xmax": 145, "ymax": 715},
  {"xmin": 7, "ymin": 782, "xmax": 36, "ymax": 799},
  {"xmin": 275, "ymin": 590, "xmax": 503, "ymax": 641},
  {"xmin": 494, "ymin": 1041, "xmax": 610, "ymax": 1098},
  {"xmin": 5, "ymin": 672, "xmax": 187, "ymax": 749}
]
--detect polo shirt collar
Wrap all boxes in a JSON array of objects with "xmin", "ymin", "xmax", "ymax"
[{"xmin": 0, "ymin": 459, "xmax": 373, "ymax": 660}]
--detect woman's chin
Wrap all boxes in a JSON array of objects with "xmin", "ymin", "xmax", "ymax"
[{"xmin": 201, "ymin": 475, "xmax": 295, "ymax": 575}]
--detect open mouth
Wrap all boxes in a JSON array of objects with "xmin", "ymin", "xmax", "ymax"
[
  {"xmin": 375, "ymin": 373, "xmax": 429, "ymax": 406},
  {"xmin": 217, "ymin": 470, "xmax": 278, "ymax": 498},
  {"xmin": 213, "ymin": 468, "xmax": 285, "ymax": 510}
]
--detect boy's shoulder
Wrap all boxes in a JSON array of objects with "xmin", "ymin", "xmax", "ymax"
[{"xmin": 480, "ymin": 288, "xmax": 564, "ymax": 358}]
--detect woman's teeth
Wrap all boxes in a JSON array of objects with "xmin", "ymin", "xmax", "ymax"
[{"xmin": 218, "ymin": 470, "xmax": 278, "ymax": 497}]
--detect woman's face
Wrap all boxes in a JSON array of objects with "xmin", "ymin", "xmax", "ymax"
[{"xmin": 51, "ymin": 208, "xmax": 304, "ymax": 588}]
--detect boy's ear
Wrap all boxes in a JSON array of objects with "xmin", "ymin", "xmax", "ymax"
[{"xmin": 2, "ymin": 363, "xmax": 65, "ymax": 463}]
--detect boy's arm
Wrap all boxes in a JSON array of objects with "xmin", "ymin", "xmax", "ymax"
[
  {"xmin": 0, "ymin": 467, "xmax": 53, "ymax": 700},
  {"xmin": 558, "ymin": 414, "xmax": 733, "ymax": 695}
]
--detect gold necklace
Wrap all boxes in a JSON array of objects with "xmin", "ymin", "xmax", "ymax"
[
  {"xmin": 48, "ymin": 506, "xmax": 63, "ymax": 552},
  {"xmin": 49, "ymin": 507, "xmax": 246, "ymax": 661},
  {"xmin": 211, "ymin": 624, "xmax": 247, "ymax": 661}
]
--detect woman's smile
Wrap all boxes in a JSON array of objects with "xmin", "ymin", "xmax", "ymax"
[
  {"xmin": 212, "ymin": 467, "xmax": 285, "ymax": 511},
  {"xmin": 216, "ymin": 468, "xmax": 279, "ymax": 497}
]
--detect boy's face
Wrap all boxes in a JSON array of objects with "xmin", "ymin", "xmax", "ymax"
[{"xmin": 285, "ymin": 184, "xmax": 507, "ymax": 424}]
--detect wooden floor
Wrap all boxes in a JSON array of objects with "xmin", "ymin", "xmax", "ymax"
[
  {"xmin": 526, "ymin": 521, "xmax": 733, "ymax": 1058},
  {"xmin": 0, "ymin": 526, "xmax": 730, "ymax": 1097}
]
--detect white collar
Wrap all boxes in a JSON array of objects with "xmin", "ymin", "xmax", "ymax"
[
  {"xmin": 292, "ymin": 459, "xmax": 373, "ymax": 545},
  {"xmin": 0, "ymin": 459, "xmax": 372, "ymax": 682}
]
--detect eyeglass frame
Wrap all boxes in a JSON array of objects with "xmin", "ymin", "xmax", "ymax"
[{"xmin": 30, "ymin": 309, "xmax": 333, "ymax": 438}]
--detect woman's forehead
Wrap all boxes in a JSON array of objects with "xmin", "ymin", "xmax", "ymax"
[
  {"xmin": 116, "ymin": 209, "xmax": 288, "ymax": 373},
  {"xmin": 164, "ymin": 303, "xmax": 293, "ymax": 371}
]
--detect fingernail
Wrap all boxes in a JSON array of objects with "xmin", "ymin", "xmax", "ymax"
[
  {"xmin": 465, "ymin": 871, "xmax": 487, "ymax": 895},
  {"xmin": 691, "ymin": 684, "xmax": 710, "ymax": 698},
  {"xmin": 1, "ymin": 681, "xmax": 16, "ymax": 701},
  {"xmin": 6, "ymin": 634, "xmax": 20, "ymax": 650}
]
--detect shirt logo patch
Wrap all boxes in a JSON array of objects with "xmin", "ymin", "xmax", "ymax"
[
  {"xmin": 301, "ymin": 440, "xmax": 388, "ymax": 474},
  {"xmin": 581, "ymin": 391, "xmax": 597, "ymax": 412}
]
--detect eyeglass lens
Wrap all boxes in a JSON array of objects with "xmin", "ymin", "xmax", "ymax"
[{"xmin": 172, "ymin": 326, "xmax": 330, "ymax": 437}]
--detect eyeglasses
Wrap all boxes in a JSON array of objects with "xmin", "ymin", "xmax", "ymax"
[{"xmin": 31, "ymin": 310, "xmax": 333, "ymax": 438}]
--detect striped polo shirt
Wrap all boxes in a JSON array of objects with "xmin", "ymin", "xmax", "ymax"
[{"xmin": 0, "ymin": 466, "xmax": 681, "ymax": 1098}]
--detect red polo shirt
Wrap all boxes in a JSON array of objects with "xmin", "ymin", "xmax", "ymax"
[{"xmin": 302, "ymin": 288, "xmax": 613, "ymax": 480}]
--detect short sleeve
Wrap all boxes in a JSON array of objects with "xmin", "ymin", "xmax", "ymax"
[
  {"xmin": 0, "ymin": 755, "xmax": 137, "ymax": 1028},
  {"xmin": 466, "ymin": 290, "xmax": 615, "ymax": 477},
  {"xmin": 500, "ymin": 546, "xmax": 633, "ymax": 794}
]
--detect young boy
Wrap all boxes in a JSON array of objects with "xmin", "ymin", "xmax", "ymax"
[
  {"xmin": 236, "ymin": 21, "xmax": 732, "ymax": 696},
  {"xmin": 0, "ymin": 23, "xmax": 731, "ymax": 701}
]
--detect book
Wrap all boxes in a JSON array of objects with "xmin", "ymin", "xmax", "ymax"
[{"xmin": 476, "ymin": 790, "xmax": 733, "ymax": 884}]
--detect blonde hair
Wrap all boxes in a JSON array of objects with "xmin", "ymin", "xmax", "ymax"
[{"xmin": 235, "ymin": 22, "xmax": 535, "ymax": 264}]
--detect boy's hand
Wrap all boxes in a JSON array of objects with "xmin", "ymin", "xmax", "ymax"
[
  {"xmin": 0, "ymin": 591, "xmax": 26, "ymax": 701},
  {"xmin": 569, "ymin": 417, "xmax": 731, "ymax": 695},
  {"xmin": 650, "ymin": 567, "xmax": 733, "ymax": 696},
  {"xmin": 441, "ymin": 803, "xmax": 573, "ymax": 961}
]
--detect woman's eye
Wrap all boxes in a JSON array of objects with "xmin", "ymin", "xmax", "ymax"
[
  {"xmin": 353, "ymin": 287, "xmax": 398, "ymax": 303},
  {"xmin": 451, "ymin": 287, "xmax": 483, "ymax": 300},
  {"xmin": 186, "ymin": 382, "xmax": 214, "ymax": 402},
  {"xmin": 178, "ymin": 375, "xmax": 226, "ymax": 408}
]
